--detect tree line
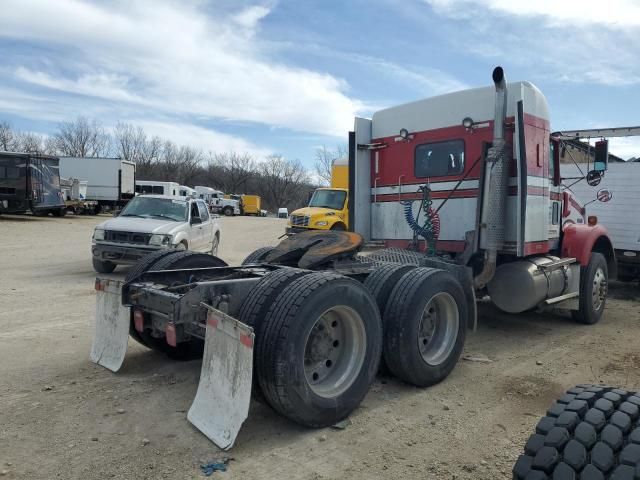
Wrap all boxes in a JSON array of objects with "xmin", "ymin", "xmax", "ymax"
[{"xmin": 0, "ymin": 117, "xmax": 346, "ymax": 212}]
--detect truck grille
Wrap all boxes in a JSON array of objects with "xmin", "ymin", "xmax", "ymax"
[
  {"xmin": 290, "ymin": 215, "xmax": 310, "ymax": 227},
  {"xmin": 105, "ymin": 230, "xmax": 152, "ymax": 245}
]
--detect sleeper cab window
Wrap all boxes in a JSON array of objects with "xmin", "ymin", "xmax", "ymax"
[{"xmin": 414, "ymin": 140, "xmax": 465, "ymax": 177}]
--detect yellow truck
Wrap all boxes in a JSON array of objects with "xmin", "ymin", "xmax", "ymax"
[
  {"xmin": 286, "ymin": 158, "xmax": 349, "ymax": 233},
  {"xmin": 227, "ymin": 194, "xmax": 265, "ymax": 216}
]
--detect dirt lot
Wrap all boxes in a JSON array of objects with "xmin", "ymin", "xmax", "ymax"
[{"xmin": 1, "ymin": 213, "xmax": 639, "ymax": 480}]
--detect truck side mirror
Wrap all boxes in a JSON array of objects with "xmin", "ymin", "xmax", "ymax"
[
  {"xmin": 596, "ymin": 188, "xmax": 613, "ymax": 203},
  {"xmin": 594, "ymin": 139, "xmax": 608, "ymax": 172},
  {"xmin": 586, "ymin": 170, "xmax": 603, "ymax": 187}
]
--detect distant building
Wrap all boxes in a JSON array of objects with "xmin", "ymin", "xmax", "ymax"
[{"xmin": 559, "ymin": 139, "xmax": 627, "ymax": 164}]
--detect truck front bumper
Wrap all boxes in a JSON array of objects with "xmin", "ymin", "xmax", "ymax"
[
  {"xmin": 92, "ymin": 242, "xmax": 167, "ymax": 265},
  {"xmin": 285, "ymin": 226, "xmax": 316, "ymax": 234}
]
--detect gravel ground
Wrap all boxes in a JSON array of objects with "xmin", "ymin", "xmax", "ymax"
[{"xmin": 0, "ymin": 213, "xmax": 639, "ymax": 480}]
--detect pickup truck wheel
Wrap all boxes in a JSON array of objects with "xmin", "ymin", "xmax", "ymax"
[
  {"xmin": 223, "ymin": 206, "xmax": 234, "ymax": 216},
  {"xmin": 241, "ymin": 246, "xmax": 275, "ymax": 265},
  {"xmin": 92, "ymin": 257, "xmax": 116, "ymax": 273},
  {"xmin": 256, "ymin": 272, "xmax": 382, "ymax": 427},
  {"xmin": 211, "ymin": 234, "xmax": 219, "ymax": 256},
  {"xmin": 572, "ymin": 252, "xmax": 608, "ymax": 325},
  {"xmin": 513, "ymin": 384, "xmax": 640, "ymax": 480},
  {"xmin": 383, "ymin": 267, "xmax": 466, "ymax": 387}
]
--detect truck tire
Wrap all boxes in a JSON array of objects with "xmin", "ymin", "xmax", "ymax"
[
  {"xmin": 383, "ymin": 267, "xmax": 467, "ymax": 387},
  {"xmin": 572, "ymin": 252, "xmax": 608, "ymax": 325},
  {"xmin": 256, "ymin": 272, "xmax": 382, "ymax": 427},
  {"xmin": 52, "ymin": 208, "xmax": 66, "ymax": 217},
  {"xmin": 133, "ymin": 251, "xmax": 228, "ymax": 360},
  {"xmin": 241, "ymin": 246, "xmax": 275, "ymax": 265},
  {"xmin": 364, "ymin": 263, "xmax": 417, "ymax": 314},
  {"xmin": 124, "ymin": 250, "xmax": 178, "ymax": 282},
  {"xmin": 223, "ymin": 206, "xmax": 234, "ymax": 216},
  {"xmin": 513, "ymin": 384, "xmax": 640, "ymax": 480},
  {"xmin": 92, "ymin": 257, "xmax": 116, "ymax": 273},
  {"xmin": 238, "ymin": 267, "xmax": 313, "ymax": 400}
]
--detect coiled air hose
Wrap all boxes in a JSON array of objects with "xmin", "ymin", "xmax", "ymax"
[{"xmin": 401, "ymin": 185, "xmax": 440, "ymax": 255}]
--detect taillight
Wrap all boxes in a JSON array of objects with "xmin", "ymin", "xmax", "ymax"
[{"xmin": 133, "ymin": 310, "xmax": 145, "ymax": 332}]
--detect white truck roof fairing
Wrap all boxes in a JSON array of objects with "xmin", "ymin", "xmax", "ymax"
[{"xmin": 371, "ymin": 81, "xmax": 550, "ymax": 139}]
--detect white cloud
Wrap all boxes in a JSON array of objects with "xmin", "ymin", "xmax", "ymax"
[
  {"xmin": 424, "ymin": 0, "xmax": 640, "ymax": 86},
  {"xmin": 133, "ymin": 120, "xmax": 273, "ymax": 159},
  {"xmin": 427, "ymin": 0, "xmax": 640, "ymax": 27},
  {"xmin": 0, "ymin": 0, "xmax": 361, "ymax": 137}
]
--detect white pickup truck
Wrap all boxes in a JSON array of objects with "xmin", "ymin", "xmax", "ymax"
[{"xmin": 91, "ymin": 195, "xmax": 221, "ymax": 273}]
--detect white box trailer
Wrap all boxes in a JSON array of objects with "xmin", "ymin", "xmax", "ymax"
[
  {"xmin": 561, "ymin": 162, "xmax": 640, "ymax": 280},
  {"xmin": 135, "ymin": 180, "xmax": 180, "ymax": 196},
  {"xmin": 59, "ymin": 157, "xmax": 136, "ymax": 210}
]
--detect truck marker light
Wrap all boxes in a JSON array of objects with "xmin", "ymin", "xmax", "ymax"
[
  {"xmin": 94, "ymin": 279, "xmax": 105, "ymax": 291},
  {"xmin": 166, "ymin": 322, "xmax": 177, "ymax": 347},
  {"xmin": 133, "ymin": 310, "xmax": 144, "ymax": 332}
]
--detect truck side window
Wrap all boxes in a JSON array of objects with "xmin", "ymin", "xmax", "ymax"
[
  {"xmin": 415, "ymin": 140, "xmax": 465, "ymax": 177},
  {"xmin": 197, "ymin": 201, "xmax": 210, "ymax": 221},
  {"xmin": 190, "ymin": 202, "xmax": 200, "ymax": 220}
]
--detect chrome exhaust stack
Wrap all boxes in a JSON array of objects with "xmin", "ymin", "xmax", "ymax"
[{"xmin": 474, "ymin": 66, "xmax": 510, "ymax": 288}]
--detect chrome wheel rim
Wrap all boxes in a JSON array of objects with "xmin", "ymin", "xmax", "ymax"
[
  {"xmin": 417, "ymin": 292, "xmax": 459, "ymax": 366},
  {"xmin": 303, "ymin": 306, "xmax": 366, "ymax": 398},
  {"xmin": 592, "ymin": 267, "xmax": 607, "ymax": 311}
]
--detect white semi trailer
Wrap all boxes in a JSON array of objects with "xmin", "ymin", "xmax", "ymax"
[{"xmin": 59, "ymin": 157, "xmax": 136, "ymax": 212}]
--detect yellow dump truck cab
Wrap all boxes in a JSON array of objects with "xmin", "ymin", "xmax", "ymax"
[{"xmin": 287, "ymin": 188, "xmax": 348, "ymax": 233}]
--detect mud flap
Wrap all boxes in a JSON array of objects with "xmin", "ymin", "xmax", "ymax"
[
  {"xmin": 90, "ymin": 278, "xmax": 129, "ymax": 372},
  {"xmin": 188, "ymin": 305, "xmax": 254, "ymax": 450}
]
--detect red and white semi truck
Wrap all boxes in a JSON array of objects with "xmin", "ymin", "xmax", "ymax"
[{"xmin": 90, "ymin": 67, "xmax": 615, "ymax": 449}]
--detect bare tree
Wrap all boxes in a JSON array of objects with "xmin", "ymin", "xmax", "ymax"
[
  {"xmin": 0, "ymin": 121, "xmax": 16, "ymax": 151},
  {"xmin": 52, "ymin": 116, "xmax": 111, "ymax": 157},
  {"xmin": 211, "ymin": 152, "xmax": 256, "ymax": 193},
  {"xmin": 314, "ymin": 145, "xmax": 347, "ymax": 185},
  {"xmin": 260, "ymin": 155, "xmax": 310, "ymax": 209},
  {"xmin": 16, "ymin": 132, "xmax": 45, "ymax": 154}
]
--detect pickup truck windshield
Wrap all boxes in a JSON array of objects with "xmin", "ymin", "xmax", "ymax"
[
  {"xmin": 120, "ymin": 197, "xmax": 187, "ymax": 222},
  {"xmin": 308, "ymin": 190, "xmax": 346, "ymax": 210}
]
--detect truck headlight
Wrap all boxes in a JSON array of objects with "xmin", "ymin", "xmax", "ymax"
[
  {"xmin": 315, "ymin": 221, "xmax": 328, "ymax": 226},
  {"xmin": 149, "ymin": 234, "xmax": 172, "ymax": 246},
  {"xmin": 93, "ymin": 228, "xmax": 105, "ymax": 241}
]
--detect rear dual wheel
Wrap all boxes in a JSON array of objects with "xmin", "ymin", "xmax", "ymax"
[
  {"xmin": 382, "ymin": 267, "xmax": 467, "ymax": 387},
  {"xmin": 254, "ymin": 272, "xmax": 382, "ymax": 427}
]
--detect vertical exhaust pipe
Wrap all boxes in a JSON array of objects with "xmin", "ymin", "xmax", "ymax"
[{"xmin": 474, "ymin": 66, "xmax": 509, "ymax": 288}]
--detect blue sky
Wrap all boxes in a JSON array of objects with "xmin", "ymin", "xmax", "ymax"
[{"xmin": 1, "ymin": 0, "xmax": 639, "ymax": 165}]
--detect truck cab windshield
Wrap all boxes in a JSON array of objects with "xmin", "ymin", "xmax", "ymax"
[
  {"xmin": 308, "ymin": 190, "xmax": 346, "ymax": 210},
  {"xmin": 120, "ymin": 197, "xmax": 188, "ymax": 222}
]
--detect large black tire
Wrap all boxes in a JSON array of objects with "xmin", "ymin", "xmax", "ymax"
[
  {"xmin": 241, "ymin": 246, "xmax": 275, "ymax": 265},
  {"xmin": 223, "ymin": 206, "xmax": 234, "ymax": 216},
  {"xmin": 52, "ymin": 208, "xmax": 66, "ymax": 217},
  {"xmin": 125, "ymin": 249, "xmax": 178, "ymax": 282},
  {"xmin": 132, "ymin": 251, "xmax": 227, "ymax": 359},
  {"xmin": 255, "ymin": 272, "xmax": 383, "ymax": 427},
  {"xmin": 92, "ymin": 257, "xmax": 116, "ymax": 273},
  {"xmin": 513, "ymin": 384, "xmax": 640, "ymax": 480},
  {"xmin": 572, "ymin": 252, "xmax": 608, "ymax": 325},
  {"xmin": 364, "ymin": 263, "xmax": 417, "ymax": 314},
  {"xmin": 383, "ymin": 267, "xmax": 467, "ymax": 387},
  {"xmin": 237, "ymin": 267, "xmax": 312, "ymax": 399}
]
